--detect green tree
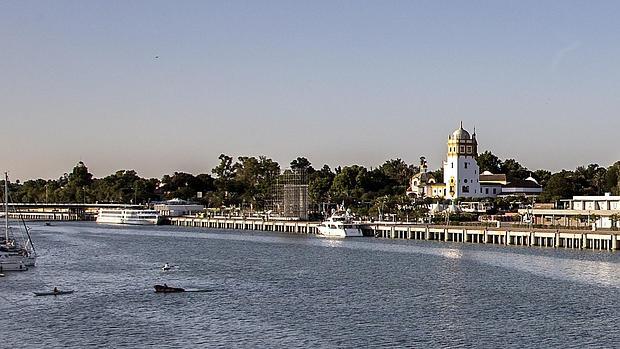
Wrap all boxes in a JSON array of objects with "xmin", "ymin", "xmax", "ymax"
[
  {"xmin": 540, "ymin": 170, "xmax": 576, "ymax": 202},
  {"xmin": 290, "ymin": 157, "xmax": 315, "ymax": 175},
  {"xmin": 476, "ymin": 151, "xmax": 502, "ymax": 174},
  {"xmin": 308, "ymin": 165, "xmax": 334, "ymax": 205},
  {"xmin": 500, "ymin": 159, "xmax": 529, "ymax": 180},
  {"xmin": 211, "ymin": 154, "xmax": 239, "ymax": 206},
  {"xmin": 532, "ymin": 169, "xmax": 552, "ymax": 187},
  {"xmin": 605, "ymin": 161, "xmax": 620, "ymax": 195}
]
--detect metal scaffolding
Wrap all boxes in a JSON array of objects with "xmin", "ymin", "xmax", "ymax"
[{"xmin": 267, "ymin": 169, "xmax": 308, "ymax": 220}]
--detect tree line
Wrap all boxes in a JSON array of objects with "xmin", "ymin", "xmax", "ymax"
[{"xmin": 4, "ymin": 154, "xmax": 620, "ymax": 218}]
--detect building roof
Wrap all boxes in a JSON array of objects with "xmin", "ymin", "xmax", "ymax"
[
  {"xmin": 479, "ymin": 174, "xmax": 507, "ymax": 183},
  {"xmin": 451, "ymin": 126, "xmax": 471, "ymax": 140},
  {"xmin": 504, "ymin": 178, "xmax": 542, "ymax": 189},
  {"xmin": 411, "ymin": 171, "xmax": 435, "ymax": 185}
]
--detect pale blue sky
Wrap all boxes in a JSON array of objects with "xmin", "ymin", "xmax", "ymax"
[{"xmin": 1, "ymin": 1, "xmax": 619, "ymax": 180}]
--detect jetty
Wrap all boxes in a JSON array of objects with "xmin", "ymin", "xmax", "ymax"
[{"xmin": 170, "ymin": 216, "xmax": 620, "ymax": 251}]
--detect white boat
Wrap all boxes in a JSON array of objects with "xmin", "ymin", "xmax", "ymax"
[
  {"xmin": 0, "ymin": 259, "xmax": 28, "ymax": 272},
  {"xmin": 1, "ymin": 172, "xmax": 36, "ymax": 270},
  {"xmin": 96, "ymin": 208, "xmax": 160, "ymax": 225},
  {"xmin": 317, "ymin": 208, "xmax": 363, "ymax": 238}
]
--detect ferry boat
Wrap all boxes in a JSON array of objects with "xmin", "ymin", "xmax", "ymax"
[
  {"xmin": 96, "ymin": 208, "xmax": 160, "ymax": 225},
  {"xmin": 317, "ymin": 208, "xmax": 363, "ymax": 238}
]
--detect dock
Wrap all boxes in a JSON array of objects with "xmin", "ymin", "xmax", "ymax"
[{"xmin": 170, "ymin": 216, "xmax": 620, "ymax": 251}]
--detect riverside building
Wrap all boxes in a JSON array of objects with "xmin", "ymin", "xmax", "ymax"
[{"xmin": 407, "ymin": 123, "xmax": 542, "ymax": 199}]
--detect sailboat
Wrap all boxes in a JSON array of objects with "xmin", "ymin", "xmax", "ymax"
[{"xmin": 0, "ymin": 172, "xmax": 36, "ymax": 272}]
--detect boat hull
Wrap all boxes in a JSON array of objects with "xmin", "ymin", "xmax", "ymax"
[
  {"xmin": 0, "ymin": 261, "xmax": 28, "ymax": 272},
  {"xmin": 96, "ymin": 209, "xmax": 160, "ymax": 225},
  {"xmin": 154, "ymin": 285, "xmax": 185, "ymax": 293},
  {"xmin": 317, "ymin": 226, "xmax": 363, "ymax": 238},
  {"xmin": 34, "ymin": 290, "xmax": 74, "ymax": 296}
]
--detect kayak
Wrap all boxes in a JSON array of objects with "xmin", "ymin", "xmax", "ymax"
[
  {"xmin": 34, "ymin": 290, "xmax": 74, "ymax": 296},
  {"xmin": 154, "ymin": 284, "xmax": 185, "ymax": 293}
]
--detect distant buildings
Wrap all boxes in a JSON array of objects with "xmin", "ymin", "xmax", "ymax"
[
  {"xmin": 519, "ymin": 193, "xmax": 620, "ymax": 229},
  {"xmin": 407, "ymin": 123, "xmax": 542, "ymax": 200},
  {"xmin": 153, "ymin": 199, "xmax": 204, "ymax": 217}
]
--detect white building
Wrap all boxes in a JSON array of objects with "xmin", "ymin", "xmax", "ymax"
[
  {"xmin": 406, "ymin": 157, "xmax": 446, "ymax": 198},
  {"xmin": 153, "ymin": 199, "xmax": 205, "ymax": 217},
  {"xmin": 519, "ymin": 193, "xmax": 620, "ymax": 229},
  {"xmin": 407, "ymin": 123, "xmax": 542, "ymax": 201},
  {"xmin": 443, "ymin": 123, "xmax": 482, "ymax": 199}
]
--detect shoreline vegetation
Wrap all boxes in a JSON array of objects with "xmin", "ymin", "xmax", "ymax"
[{"xmin": 3, "ymin": 153, "xmax": 620, "ymax": 221}]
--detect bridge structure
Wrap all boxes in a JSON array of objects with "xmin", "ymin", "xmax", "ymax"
[{"xmin": 2, "ymin": 203, "xmax": 145, "ymax": 221}]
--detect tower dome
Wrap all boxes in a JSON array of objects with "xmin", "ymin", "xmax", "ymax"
[{"xmin": 451, "ymin": 122, "xmax": 470, "ymax": 140}]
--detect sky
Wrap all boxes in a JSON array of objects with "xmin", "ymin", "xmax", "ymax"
[{"xmin": 1, "ymin": 0, "xmax": 619, "ymax": 181}]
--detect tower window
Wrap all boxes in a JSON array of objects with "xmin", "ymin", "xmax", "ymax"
[
  {"xmin": 451, "ymin": 163, "xmax": 454, "ymax": 168},
  {"xmin": 462, "ymin": 186, "xmax": 470, "ymax": 193},
  {"xmin": 464, "ymin": 162, "xmax": 468, "ymax": 169},
  {"xmin": 460, "ymin": 145, "xmax": 465, "ymax": 153},
  {"xmin": 467, "ymin": 146, "xmax": 472, "ymax": 153},
  {"xmin": 464, "ymin": 179, "xmax": 468, "ymax": 183}
]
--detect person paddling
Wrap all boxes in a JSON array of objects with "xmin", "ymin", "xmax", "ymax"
[{"xmin": 53, "ymin": 287, "xmax": 59, "ymax": 294}]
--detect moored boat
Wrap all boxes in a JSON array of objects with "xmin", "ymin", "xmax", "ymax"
[
  {"xmin": 1, "ymin": 172, "xmax": 37, "ymax": 269},
  {"xmin": 97, "ymin": 208, "xmax": 160, "ymax": 225},
  {"xmin": 317, "ymin": 206, "xmax": 363, "ymax": 238},
  {"xmin": 0, "ymin": 260, "xmax": 28, "ymax": 272}
]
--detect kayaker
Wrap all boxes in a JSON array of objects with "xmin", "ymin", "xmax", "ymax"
[{"xmin": 53, "ymin": 287, "xmax": 59, "ymax": 293}]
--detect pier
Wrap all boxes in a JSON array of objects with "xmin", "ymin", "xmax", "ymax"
[
  {"xmin": 171, "ymin": 216, "xmax": 319, "ymax": 234},
  {"xmin": 170, "ymin": 216, "xmax": 620, "ymax": 251}
]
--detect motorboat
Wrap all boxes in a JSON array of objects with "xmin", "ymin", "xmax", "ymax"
[
  {"xmin": 154, "ymin": 284, "xmax": 185, "ymax": 293},
  {"xmin": 317, "ymin": 206, "xmax": 363, "ymax": 238}
]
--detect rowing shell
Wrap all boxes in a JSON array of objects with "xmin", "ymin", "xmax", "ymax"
[{"xmin": 33, "ymin": 290, "xmax": 75, "ymax": 296}]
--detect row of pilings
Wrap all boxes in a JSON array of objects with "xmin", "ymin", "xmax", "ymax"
[
  {"xmin": 367, "ymin": 225, "xmax": 618, "ymax": 251},
  {"xmin": 169, "ymin": 217, "xmax": 619, "ymax": 251}
]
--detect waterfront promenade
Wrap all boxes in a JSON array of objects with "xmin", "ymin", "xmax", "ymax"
[{"xmin": 170, "ymin": 216, "xmax": 620, "ymax": 251}]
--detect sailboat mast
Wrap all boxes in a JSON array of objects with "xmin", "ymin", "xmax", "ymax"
[{"xmin": 4, "ymin": 172, "xmax": 8, "ymax": 242}]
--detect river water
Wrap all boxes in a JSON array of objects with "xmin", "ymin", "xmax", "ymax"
[{"xmin": 1, "ymin": 222, "xmax": 619, "ymax": 348}]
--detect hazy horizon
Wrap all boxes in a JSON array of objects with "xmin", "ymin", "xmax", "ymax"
[{"xmin": 2, "ymin": 1, "xmax": 619, "ymax": 181}]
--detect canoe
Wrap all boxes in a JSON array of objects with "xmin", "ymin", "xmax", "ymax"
[
  {"xmin": 34, "ymin": 290, "xmax": 74, "ymax": 296},
  {"xmin": 154, "ymin": 284, "xmax": 185, "ymax": 293}
]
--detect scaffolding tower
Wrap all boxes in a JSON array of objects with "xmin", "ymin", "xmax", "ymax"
[{"xmin": 268, "ymin": 169, "xmax": 308, "ymax": 220}]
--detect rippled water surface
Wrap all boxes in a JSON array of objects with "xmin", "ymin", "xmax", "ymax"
[{"xmin": 1, "ymin": 222, "xmax": 619, "ymax": 348}]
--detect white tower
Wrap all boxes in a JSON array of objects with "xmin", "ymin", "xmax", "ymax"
[{"xmin": 443, "ymin": 123, "xmax": 481, "ymax": 199}]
